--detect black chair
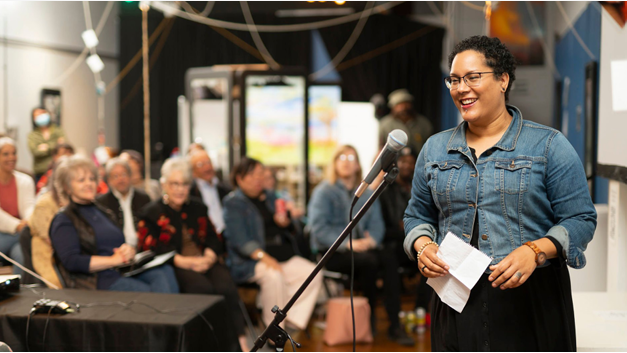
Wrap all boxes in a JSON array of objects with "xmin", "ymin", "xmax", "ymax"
[{"xmin": 18, "ymin": 225, "xmax": 37, "ymax": 285}]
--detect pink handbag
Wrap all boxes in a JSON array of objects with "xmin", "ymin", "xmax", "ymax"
[{"xmin": 323, "ymin": 296, "xmax": 373, "ymax": 346}]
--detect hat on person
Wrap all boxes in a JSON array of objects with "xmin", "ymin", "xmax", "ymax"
[{"xmin": 388, "ymin": 89, "xmax": 414, "ymax": 108}]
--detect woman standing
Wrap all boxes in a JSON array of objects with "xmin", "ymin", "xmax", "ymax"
[
  {"xmin": 49, "ymin": 155, "xmax": 178, "ymax": 293},
  {"xmin": 27, "ymin": 108, "xmax": 66, "ymax": 182},
  {"xmin": 404, "ymin": 35, "xmax": 597, "ymax": 351},
  {"xmin": 0, "ymin": 137, "xmax": 34, "ymax": 271},
  {"xmin": 137, "ymin": 157, "xmax": 247, "ymax": 351}
]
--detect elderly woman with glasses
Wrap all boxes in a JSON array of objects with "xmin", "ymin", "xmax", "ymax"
[
  {"xmin": 404, "ymin": 35, "xmax": 596, "ymax": 351},
  {"xmin": 136, "ymin": 157, "xmax": 247, "ymax": 351},
  {"xmin": 49, "ymin": 155, "xmax": 179, "ymax": 292}
]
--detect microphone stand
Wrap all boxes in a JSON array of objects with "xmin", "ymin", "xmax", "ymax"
[{"xmin": 251, "ymin": 166, "xmax": 400, "ymax": 352}]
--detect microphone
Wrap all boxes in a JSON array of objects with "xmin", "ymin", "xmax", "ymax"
[{"xmin": 354, "ymin": 129, "xmax": 407, "ymax": 198}]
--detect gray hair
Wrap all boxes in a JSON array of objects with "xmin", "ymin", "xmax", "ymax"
[
  {"xmin": 105, "ymin": 157, "xmax": 131, "ymax": 179},
  {"xmin": 0, "ymin": 137, "xmax": 15, "ymax": 152},
  {"xmin": 54, "ymin": 154, "xmax": 98, "ymax": 201},
  {"xmin": 160, "ymin": 157, "xmax": 192, "ymax": 185}
]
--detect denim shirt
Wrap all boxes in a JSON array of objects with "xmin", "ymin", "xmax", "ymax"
[
  {"xmin": 223, "ymin": 189, "xmax": 280, "ymax": 283},
  {"xmin": 308, "ymin": 180, "xmax": 385, "ymax": 252},
  {"xmin": 403, "ymin": 105, "xmax": 597, "ymax": 270}
]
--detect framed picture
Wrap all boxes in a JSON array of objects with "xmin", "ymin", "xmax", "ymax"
[
  {"xmin": 490, "ymin": 2, "xmax": 546, "ymax": 66},
  {"xmin": 40, "ymin": 88, "xmax": 62, "ymax": 125}
]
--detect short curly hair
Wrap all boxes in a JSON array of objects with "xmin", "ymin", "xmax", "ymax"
[{"xmin": 448, "ymin": 35, "xmax": 517, "ymax": 102}]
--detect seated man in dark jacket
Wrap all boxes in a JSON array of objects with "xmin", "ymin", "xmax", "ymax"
[
  {"xmin": 96, "ymin": 157, "xmax": 151, "ymax": 248},
  {"xmin": 188, "ymin": 150, "xmax": 230, "ymax": 237}
]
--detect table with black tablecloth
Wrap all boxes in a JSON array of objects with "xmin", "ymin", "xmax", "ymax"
[{"xmin": 0, "ymin": 288, "xmax": 238, "ymax": 351}]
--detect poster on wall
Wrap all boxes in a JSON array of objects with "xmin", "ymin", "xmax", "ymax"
[
  {"xmin": 490, "ymin": 1, "xmax": 546, "ymax": 66},
  {"xmin": 40, "ymin": 88, "xmax": 62, "ymax": 125},
  {"xmin": 308, "ymin": 85, "xmax": 341, "ymax": 167}
]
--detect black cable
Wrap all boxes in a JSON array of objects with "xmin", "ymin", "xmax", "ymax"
[
  {"xmin": 41, "ymin": 305, "xmax": 56, "ymax": 352},
  {"xmin": 25, "ymin": 310, "xmax": 35, "ymax": 352},
  {"xmin": 349, "ymin": 197, "xmax": 358, "ymax": 353},
  {"xmin": 194, "ymin": 310, "xmax": 219, "ymax": 349}
]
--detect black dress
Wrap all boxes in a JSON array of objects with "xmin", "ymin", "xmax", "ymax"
[{"xmin": 430, "ymin": 148, "xmax": 577, "ymax": 351}]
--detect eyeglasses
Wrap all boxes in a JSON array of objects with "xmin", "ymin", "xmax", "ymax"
[
  {"xmin": 338, "ymin": 154, "xmax": 356, "ymax": 162},
  {"xmin": 444, "ymin": 72, "xmax": 495, "ymax": 90},
  {"xmin": 167, "ymin": 181, "xmax": 190, "ymax": 189}
]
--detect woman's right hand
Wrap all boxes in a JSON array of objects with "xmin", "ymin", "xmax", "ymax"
[
  {"xmin": 113, "ymin": 244, "xmax": 136, "ymax": 265},
  {"xmin": 189, "ymin": 257, "xmax": 211, "ymax": 273},
  {"xmin": 260, "ymin": 254, "xmax": 282, "ymax": 272},
  {"xmin": 414, "ymin": 237, "xmax": 449, "ymax": 278}
]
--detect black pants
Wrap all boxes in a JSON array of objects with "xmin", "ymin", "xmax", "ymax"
[{"xmin": 174, "ymin": 263, "xmax": 245, "ymax": 336}]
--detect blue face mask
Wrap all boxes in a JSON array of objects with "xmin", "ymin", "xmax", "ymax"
[{"xmin": 35, "ymin": 113, "xmax": 51, "ymax": 127}]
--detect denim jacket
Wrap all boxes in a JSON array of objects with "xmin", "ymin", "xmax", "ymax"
[
  {"xmin": 403, "ymin": 105, "xmax": 597, "ymax": 270},
  {"xmin": 308, "ymin": 180, "xmax": 385, "ymax": 252},
  {"xmin": 223, "ymin": 189, "xmax": 299, "ymax": 283}
]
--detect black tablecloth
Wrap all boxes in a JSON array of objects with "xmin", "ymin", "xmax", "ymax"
[{"xmin": 0, "ymin": 288, "xmax": 238, "ymax": 351}]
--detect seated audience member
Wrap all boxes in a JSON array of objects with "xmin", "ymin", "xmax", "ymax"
[
  {"xmin": 136, "ymin": 157, "xmax": 247, "ymax": 350},
  {"xmin": 97, "ymin": 158, "xmax": 151, "ymax": 248},
  {"xmin": 378, "ymin": 147, "xmax": 430, "ymax": 343},
  {"xmin": 188, "ymin": 150, "xmax": 230, "ymax": 236},
  {"xmin": 308, "ymin": 145, "xmax": 389, "ymax": 336},
  {"xmin": 36, "ymin": 143, "xmax": 74, "ymax": 194},
  {"xmin": 0, "ymin": 137, "xmax": 34, "ymax": 272},
  {"xmin": 29, "ymin": 158, "xmax": 67, "ymax": 288},
  {"xmin": 120, "ymin": 150, "xmax": 161, "ymax": 201},
  {"xmin": 27, "ymin": 107, "xmax": 66, "ymax": 182},
  {"xmin": 49, "ymin": 155, "xmax": 178, "ymax": 293},
  {"xmin": 223, "ymin": 158, "xmax": 322, "ymax": 332}
]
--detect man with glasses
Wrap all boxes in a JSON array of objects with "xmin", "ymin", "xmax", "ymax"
[
  {"xmin": 188, "ymin": 150, "xmax": 231, "ymax": 237},
  {"xmin": 96, "ymin": 157, "xmax": 151, "ymax": 247},
  {"xmin": 379, "ymin": 89, "xmax": 434, "ymax": 155}
]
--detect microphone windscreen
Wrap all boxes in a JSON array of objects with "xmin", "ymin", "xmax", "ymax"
[{"xmin": 388, "ymin": 130, "xmax": 408, "ymax": 151}]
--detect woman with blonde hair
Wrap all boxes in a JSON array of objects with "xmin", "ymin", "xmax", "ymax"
[
  {"xmin": 49, "ymin": 155, "xmax": 178, "ymax": 292},
  {"xmin": 308, "ymin": 145, "xmax": 390, "ymax": 337}
]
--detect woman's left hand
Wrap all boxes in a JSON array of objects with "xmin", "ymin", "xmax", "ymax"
[{"xmin": 488, "ymin": 245, "xmax": 537, "ymax": 290}]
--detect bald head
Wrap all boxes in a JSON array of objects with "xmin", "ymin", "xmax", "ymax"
[{"xmin": 189, "ymin": 150, "xmax": 215, "ymax": 182}]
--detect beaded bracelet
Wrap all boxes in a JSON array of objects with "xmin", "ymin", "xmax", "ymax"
[{"xmin": 416, "ymin": 241, "xmax": 438, "ymax": 261}]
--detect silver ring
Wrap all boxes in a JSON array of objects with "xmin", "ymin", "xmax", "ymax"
[{"xmin": 515, "ymin": 272, "xmax": 523, "ymax": 279}]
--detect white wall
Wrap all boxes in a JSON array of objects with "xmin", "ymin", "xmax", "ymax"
[{"xmin": 0, "ymin": 1, "xmax": 119, "ymax": 173}]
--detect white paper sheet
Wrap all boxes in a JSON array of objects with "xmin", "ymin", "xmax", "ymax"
[{"xmin": 427, "ymin": 232, "xmax": 492, "ymax": 313}]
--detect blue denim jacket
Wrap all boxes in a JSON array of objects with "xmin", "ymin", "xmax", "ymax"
[
  {"xmin": 308, "ymin": 180, "xmax": 385, "ymax": 252},
  {"xmin": 223, "ymin": 189, "xmax": 280, "ymax": 283},
  {"xmin": 403, "ymin": 105, "xmax": 597, "ymax": 269}
]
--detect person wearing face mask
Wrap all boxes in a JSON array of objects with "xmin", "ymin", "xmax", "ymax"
[
  {"xmin": 405, "ymin": 36, "xmax": 596, "ymax": 351},
  {"xmin": 378, "ymin": 89, "xmax": 434, "ymax": 156},
  {"xmin": 0, "ymin": 137, "xmax": 34, "ymax": 273},
  {"xmin": 27, "ymin": 107, "xmax": 66, "ymax": 182},
  {"xmin": 49, "ymin": 155, "xmax": 179, "ymax": 293}
]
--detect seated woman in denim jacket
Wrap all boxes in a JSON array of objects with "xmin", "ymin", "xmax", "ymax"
[
  {"xmin": 223, "ymin": 157, "xmax": 322, "ymax": 333},
  {"xmin": 49, "ymin": 155, "xmax": 178, "ymax": 293},
  {"xmin": 136, "ymin": 157, "xmax": 246, "ymax": 351},
  {"xmin": 307, "ymin": 145, "xmax": 386, "ymax": 334},
  {"xmin": 405, "ymin": 35, "xmax": 597, "ymax": 351}
]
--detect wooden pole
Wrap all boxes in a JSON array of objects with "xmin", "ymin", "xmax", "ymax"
[{"xmin": 140, "ymin": 2, "xmax": 151, "ymax": 192}]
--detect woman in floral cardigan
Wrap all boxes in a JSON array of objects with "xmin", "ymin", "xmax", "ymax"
[{"xmin": 137, "ymin": 157, "xmax": 246, "ymax": 351}]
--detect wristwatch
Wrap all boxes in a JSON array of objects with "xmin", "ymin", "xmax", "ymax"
[
  {"xmin": 255, "ymin": 250, "xmax": 265, "ymax": 260},
  {"xmin": 524, "ymin": 241, "xmax": 547, "ymax": 266}
]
